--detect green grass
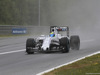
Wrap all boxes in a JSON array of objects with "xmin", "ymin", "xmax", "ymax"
[{"xmin": 44, "ymin": 53, "xmax": 100, "ymax": 75}]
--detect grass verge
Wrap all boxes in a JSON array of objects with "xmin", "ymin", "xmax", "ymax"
[{"xmin": 43, "ymin": 53, "xmax": 100, "ymax": 75}]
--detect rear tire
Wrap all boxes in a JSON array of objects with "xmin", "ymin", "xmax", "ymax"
[
  {"xmin": 59, "ymin": 37, "xmax": 70, "ymax": 53},
  {"xmin": 70, "ymin": 35, "xmax": 80, "ymax": 50},
  {"xmin": 26, "ymin": 38, "xmax": 36, "ymax": 54}
]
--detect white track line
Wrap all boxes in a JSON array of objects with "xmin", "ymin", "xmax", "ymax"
[
  {"xmin": 36, "ymin": 51, "xmax": 100, "ymax": 75},
  {"xmin": 0, "ymin": 39, "xmax": 94, "ymax": 55},
  {"xmin": 0, "ymin": 49, "xmax": 25, "ymax": 55}
]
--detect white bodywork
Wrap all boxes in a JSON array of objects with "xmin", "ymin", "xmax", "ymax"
[
  {"xmin": 36, "ymin": 27, "xmax": 68, "ymax": 51},
  {"xmin": 41, "ymin": 37, "xmax": 51, "ymax": 51},
  {"xmin": 26, "ymin": 26, "xmax": 80, "ymax": 54}
]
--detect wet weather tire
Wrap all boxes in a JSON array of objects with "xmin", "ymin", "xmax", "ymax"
[
  {"xmin": 70, "ymin": 35, "xmax": 80, "ymax": 50},
  {"xmin": 26, "ymin": 38, "xmax": 36, "ymax": 54},
  {"xmin": 59, "ymin": 37, "xmax": 70, "ymax": 53}
]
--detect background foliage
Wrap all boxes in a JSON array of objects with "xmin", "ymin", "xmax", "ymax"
[{"xmin": 0, "ymin": 0, "xmax": 38, "ymax": 25}]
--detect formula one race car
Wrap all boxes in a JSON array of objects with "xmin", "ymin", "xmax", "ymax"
[{"xmin": 26, "ymin": 26, "xmax": 80, "ymax": 54}]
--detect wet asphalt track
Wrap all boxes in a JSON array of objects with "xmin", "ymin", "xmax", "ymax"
[{"xmin": 0, "ymin": 36, "xmax": 100, "ymax": 75}]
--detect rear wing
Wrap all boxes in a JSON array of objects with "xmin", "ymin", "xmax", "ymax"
[{"xmin": 50, "ymin": 26, "xmax": 69, "ymax": 37}]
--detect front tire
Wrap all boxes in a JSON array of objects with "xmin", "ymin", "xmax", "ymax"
[
  {"xmin": 59, "ymin": 37, "xmax": 70, "ymax": 53},
  {"xmin": 26, "ymin": 38, "xmax": 36, "ymax": 54}
]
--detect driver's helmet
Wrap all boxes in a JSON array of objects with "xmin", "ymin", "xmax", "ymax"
[{"xmin": 50, "ymin": 32, "xmax": 55, "ymax": 37}]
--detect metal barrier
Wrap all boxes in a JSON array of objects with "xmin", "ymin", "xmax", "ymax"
[{"xmin": 0, "ymin": 25, "xmax": 50, "ymax": 36}]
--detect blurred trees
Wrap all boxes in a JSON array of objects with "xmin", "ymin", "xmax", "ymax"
[
  {"xmin": 0, "ymin": 0, "xmax": 38, "ymax": 25},
  {"xmin": 0, "ymin": 0, "xmax": 62, "ymax": 26}
]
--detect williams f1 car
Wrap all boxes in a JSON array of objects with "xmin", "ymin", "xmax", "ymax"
[{"xmin": 26, "ymin": 26, "xmax": 80, "ymax": 54}]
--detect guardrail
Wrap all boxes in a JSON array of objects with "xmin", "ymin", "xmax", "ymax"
[{"xmin": 0, "ymin": 25, "xmax": 50, "ymax": 36}]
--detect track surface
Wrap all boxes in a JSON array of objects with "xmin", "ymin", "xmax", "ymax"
[{"xmin": 0, "ymin": 36, "xmax": 100, "ymax": 75}]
